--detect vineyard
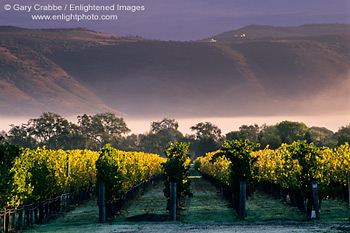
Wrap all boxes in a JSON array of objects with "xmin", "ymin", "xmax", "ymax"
[
  {"xmin": 195, "ymin": 141, "xmax": 350, "ymax": 216},
  {"xmin": 0, "ymin": 143, "xmax": 166, "ymax": 231},
  {"xmin": 0, "ymin": 140, "xmax": 349, "ymax": 232},
  {"xmin": 0, "ymin": 146, "xmax": 99, "ymax": 209}
]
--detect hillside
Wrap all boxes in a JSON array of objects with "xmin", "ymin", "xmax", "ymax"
[
  {"xmin": 0, "ymin": 24, "xmax": 349, "ymax": 117},
  {"xmin": 0, "ymin": 27, "xmax": 134, "ymax": 116},
  {"xmin": 210, "ymin": 24, "xmax": 350, "ymax": 41}
]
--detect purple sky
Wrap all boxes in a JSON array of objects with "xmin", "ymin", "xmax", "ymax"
[{"xmin": 1, "ymin": 0, "xmax": 349, "ymax": 40}]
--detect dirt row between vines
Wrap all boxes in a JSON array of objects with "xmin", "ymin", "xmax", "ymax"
[{"xmin": 25, "ymin": 169, "xmax": 349, "ymax": 233}]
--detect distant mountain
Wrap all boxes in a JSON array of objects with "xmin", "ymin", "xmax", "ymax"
[
  {"xmin": 0, "ymin": 24, "xmax": 349, "ymax": 117},
  {"xmin": 0, "ymin": 27, "xmax": 130, "ymax": 116},
  {"xmin": 210, "ymin": 24, "xmax": 350, "ymax": 41}
]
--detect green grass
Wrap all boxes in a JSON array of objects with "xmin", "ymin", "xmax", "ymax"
[
  {"xmin": 246, "ymin": 191, "xmax": 350, "ymax": 222},
  {"xmin": 246, "ymin": 192, "xmax": 309, "ymax": 221},
  {"xmin": 320, "ymin": 198, "xmax": 350, "ymax": 222},
  {"xmin": 184, "ymin": 168, "xmax": 349, "ymax": 223}
]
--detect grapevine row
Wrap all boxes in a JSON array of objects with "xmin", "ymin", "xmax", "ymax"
[
  {"xmin": 195, "ymin": 141, "xmax": 350, "ymax": 203},
  {"xmin": 96, "ymin": 144, "xmax": 166, "ymax": 201},
  {"xmin": 1, "ymin": 147, "xmax": 99, "ymax": 208},
  {"xmin": 0, "ymin": 144, "xmax": 165, "ymax": 209},
  {"xmin": 253, "ymin": 142, "xmax": 349, "ymax": 199}
]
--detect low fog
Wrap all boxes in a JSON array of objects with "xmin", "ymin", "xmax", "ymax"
[{"xmin": 1, "ymin": 113, "xmax": 349, "ymax": 136}]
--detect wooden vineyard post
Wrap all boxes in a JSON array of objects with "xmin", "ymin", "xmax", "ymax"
[
  {"xmin": 98, "ymin": 182, "xmax": 106, "ymax": 223},
  {"xmin": 348, "ymin": 172, "xmax": 350, "ymax": 208},
  {"xmin": 239, "ymin": 180, "xmax": 246, "ymax": 221},
  {"xmin": 169, "ymin": 182, "xmax": 177, "ymax": 221},
  {"xmin": 13, "ymin": 209, "xmax": 16, "ymax": 231},
  {"xmin": 312, "ymin": 181, "xmax": 320, "ymax": 220},
  {"xmin": 7, "ymin": 207, "xmax": 11, "ymax": 232},
  {"xmin": 4, "ymin": 207, "xmax": 7, "ymax": 232},
  {"xmin": 66, "ymin": 154, "xmax": 70, "ymax": 210}
]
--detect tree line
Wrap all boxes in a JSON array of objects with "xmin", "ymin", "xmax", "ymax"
[{"xmin": 1, "ymin": 112, "xmax": 349, "ymax": 158}]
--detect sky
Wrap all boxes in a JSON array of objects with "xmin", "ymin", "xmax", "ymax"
[{"xmin": 1, "ymin": 0, "xmax": 349, "ymax": 41}]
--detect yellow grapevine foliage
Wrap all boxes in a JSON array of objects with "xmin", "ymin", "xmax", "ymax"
[
  {"xmin": 253, "ymin": 142, "xmax": 350, "ymax": 198},
  {"xmin": 2, "ymin": 145, "xmax": 165, "ymax": 209},
  {"xmin": 67, "ymin": 150, "xmax": 99, "ymax": 190},
  {"xmin": 96, "ymin": 144, "xmax": 166, "ymax": 200},
  {"xmin": 195, "ymin": 150, "xmax": 231, "ymax": 186},
  {"xmin": 251, "ymin": 145, "xmax": 303, "ymax": 190},
  {"xmin": 197, "ymin": 142, "xmax": 350, "ymax": 199},
  {"xmin": 8, "ymin": 148, "xmax": 98, "ymax": 207},
  {"xmin": 334, "ymin": 143, "xmax": 350, "ymax": 185}
]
